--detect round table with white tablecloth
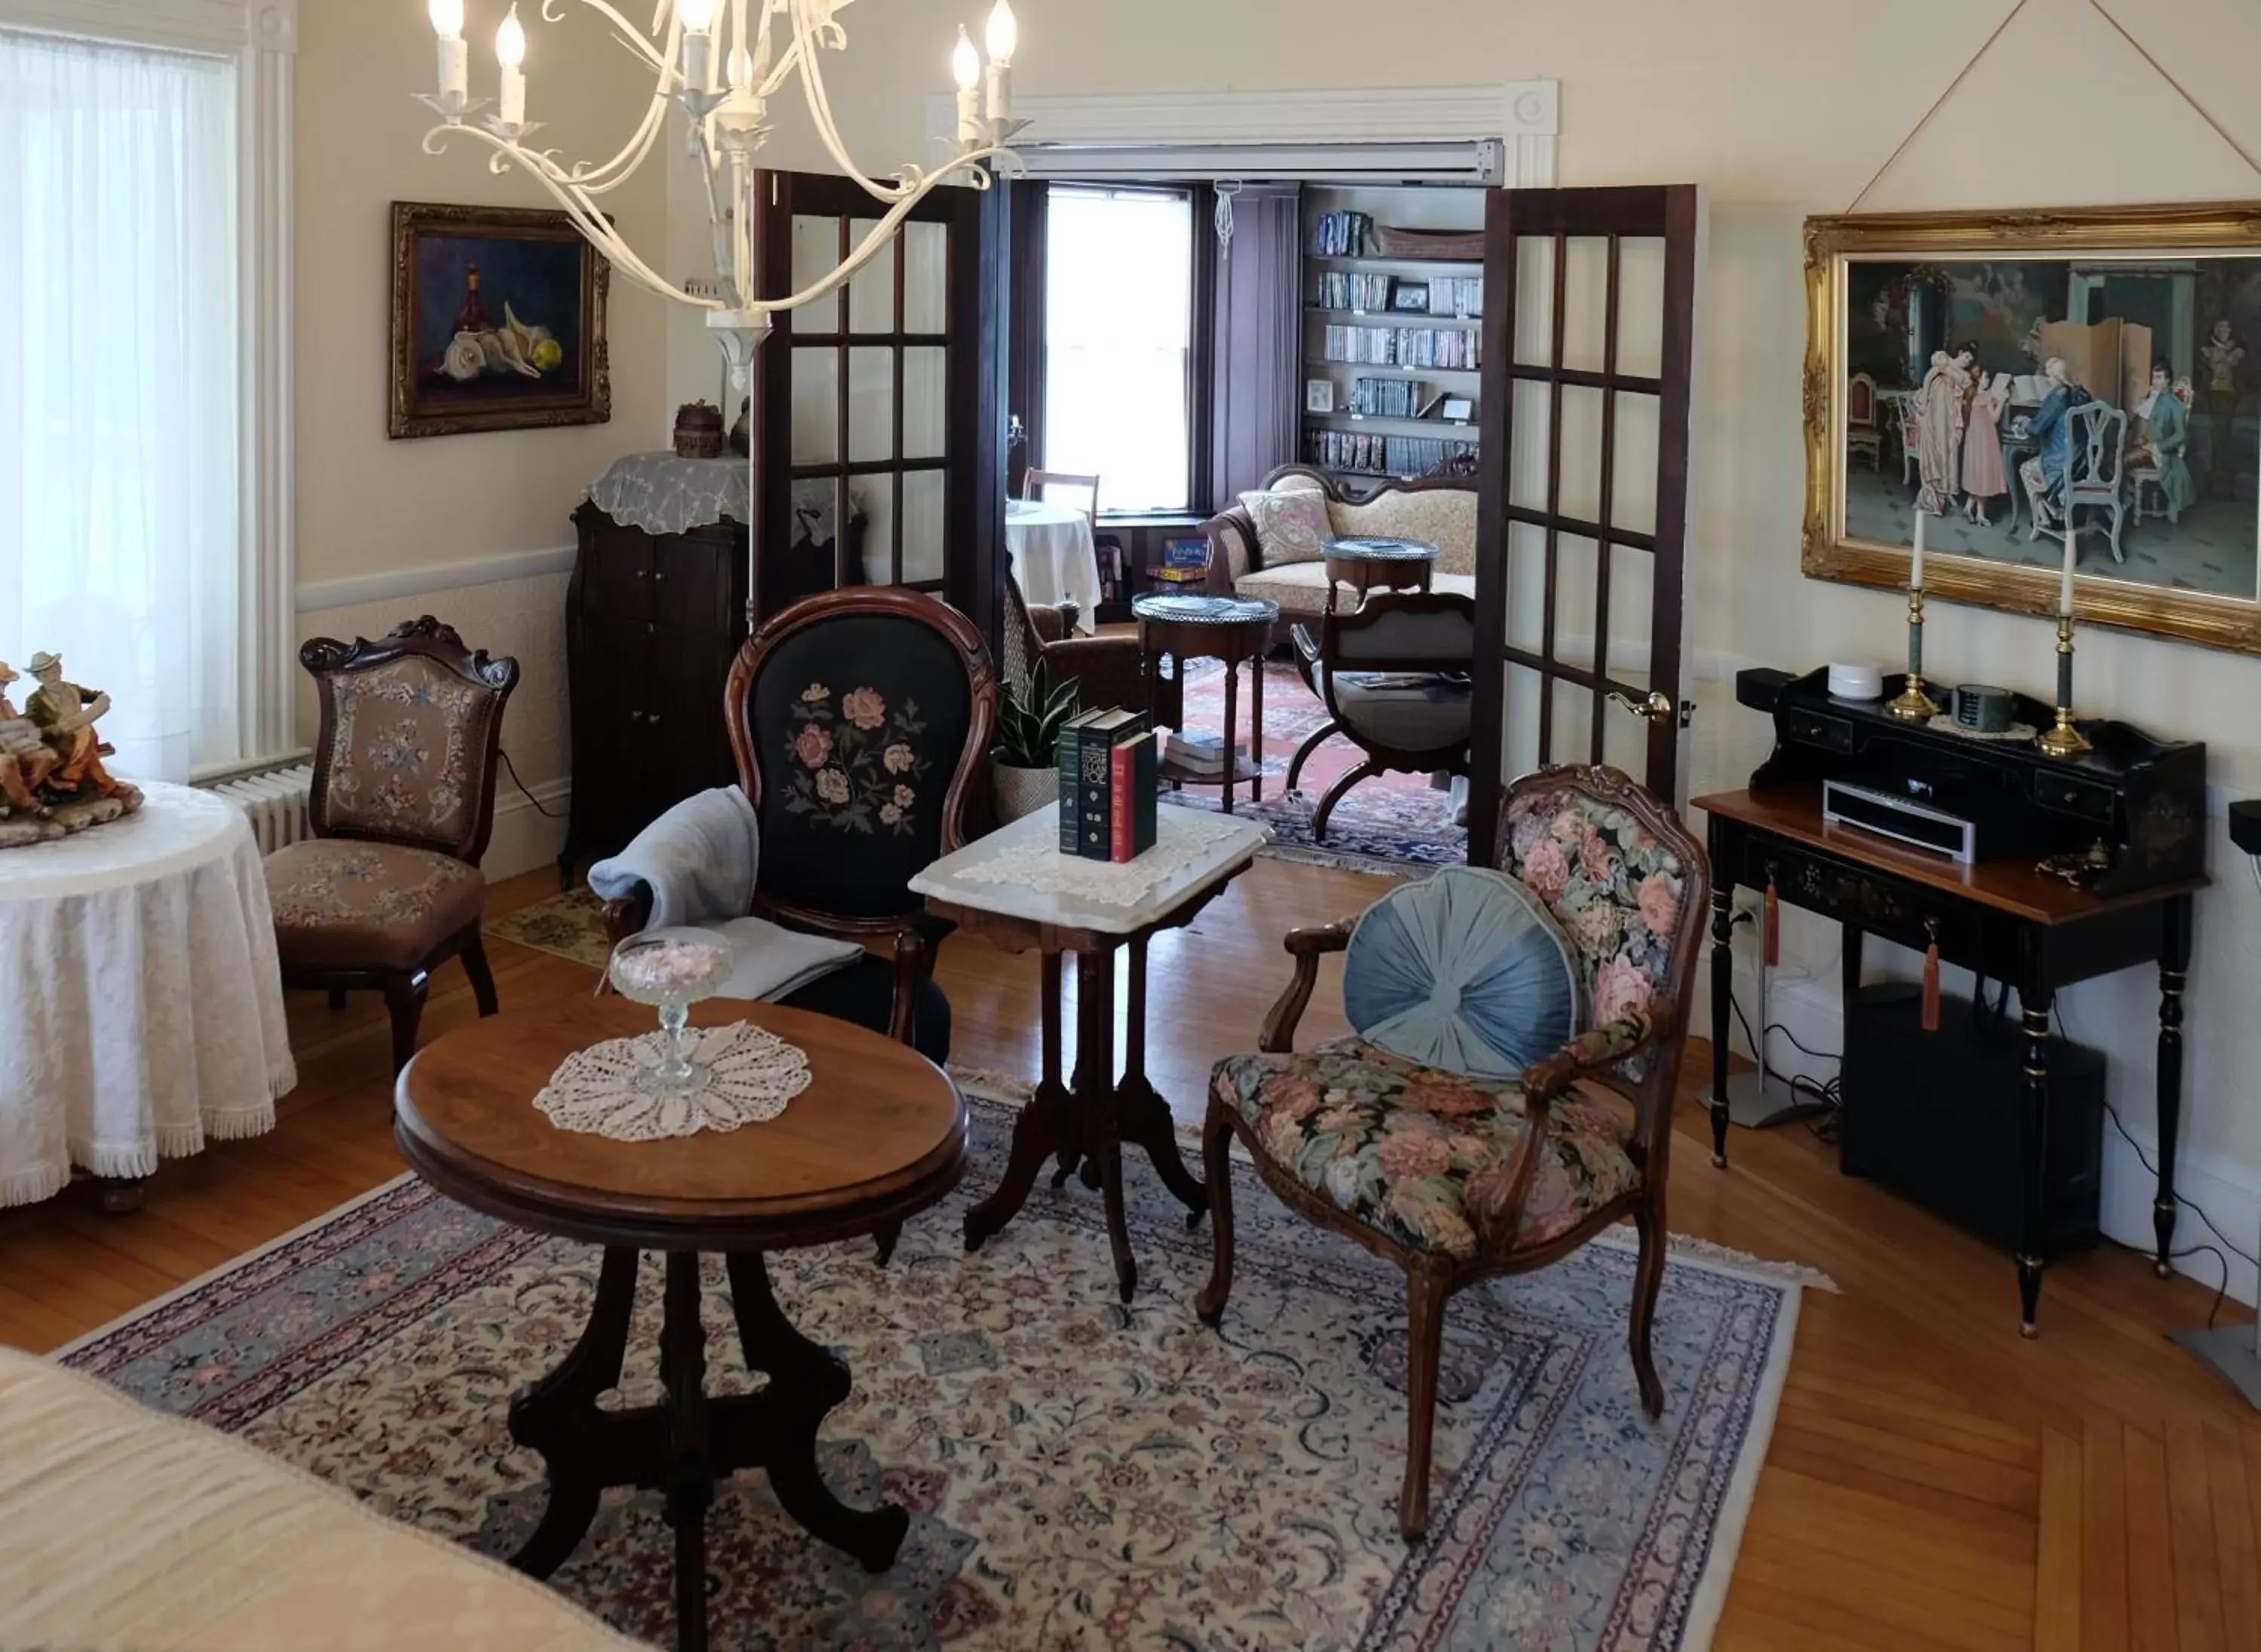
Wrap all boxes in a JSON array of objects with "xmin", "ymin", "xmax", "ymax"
[
  {"xmin": 1005, "ymin": 498, "xmax": 1102, "ymax": 633},
  {"xmin": 0, "ymin": 782, "xmax": 295, "ymax": 1207}
]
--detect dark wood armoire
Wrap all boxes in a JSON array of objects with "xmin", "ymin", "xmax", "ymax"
[{"xmin": 558, "ymin": 500, "xmax": 749, "ymax": 882}]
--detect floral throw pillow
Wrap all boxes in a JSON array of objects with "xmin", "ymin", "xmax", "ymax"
[
  {"xmin": 1236, "ymin": 483, "xmax": 1330, "ymax": 569},
  {"xmin": 781, "ymin": 681, "xmax": 932, "ymax": 836}
]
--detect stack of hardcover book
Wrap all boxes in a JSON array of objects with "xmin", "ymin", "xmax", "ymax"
[
  {"xmin": 1056, "ymin": 708, "xmax": 1158, "ymax": 861},
  {"xmin": 1163, "ymin": 729, "xmax": 1244, "ymax": 781}
]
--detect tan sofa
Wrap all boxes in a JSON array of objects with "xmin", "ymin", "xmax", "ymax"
[
  {"xmin": 0, "ymin": 1346, "xmax": 643, "ymax": 1650},
  {"xmin": 1201, "ymin": 465, "xmax": 1478, "ymax": 635}
]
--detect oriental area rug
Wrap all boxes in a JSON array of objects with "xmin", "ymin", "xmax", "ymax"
[{"xmin": 62, "ymin": 1090, "xmax": 1805, "ymax": 1651}]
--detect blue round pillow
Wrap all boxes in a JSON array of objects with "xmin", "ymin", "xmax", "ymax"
[{"xmin": 1342, "ymin": 865, "xmax": 1587, "ymax": 1079}]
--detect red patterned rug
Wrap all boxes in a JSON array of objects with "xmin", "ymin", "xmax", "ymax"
[{"xmin": 1174, "ymin": 659, "xmax": 1466, "ymax": 870}]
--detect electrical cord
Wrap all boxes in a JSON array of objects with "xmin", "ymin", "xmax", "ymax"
[{"xmin": 498, "ymin": 748, "xmax": 565, "ymax": 820}]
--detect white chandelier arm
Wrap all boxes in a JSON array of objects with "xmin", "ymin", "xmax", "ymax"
[
  {"xmin": 540, "ymin": 0, "xmax": 671, "ymax": 75},
  {"xmin": 564, "ymin": 93, "xmax": 671, "ymax": 192},
  {"xmin": 424, "ymin": 123, "xmax": 724, "ymax": 310},
  {"xmin": 782, "ymin": 0, "xmax": 919, "ymax": 204},
  {"xmin": 742, "ymin": 151, "xmax": 1008, "ymax": 318}
]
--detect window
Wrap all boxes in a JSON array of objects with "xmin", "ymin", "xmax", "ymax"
[
  {"xmin": 0, "ymin": 29, "xmax": 241, "ymax": 779},
  {"xmin": 1042, "ymin": 185, "xmax": 1194, "ymax": 513}
]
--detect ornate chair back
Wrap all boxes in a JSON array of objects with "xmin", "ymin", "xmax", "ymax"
[
  {"xmin": 302, "ymin": 616, "xmax": 520, "ymax": 864},
  {"xmin": 1318, "ymin": 589, "xmax": 1477, "ymax": 676},
  {"xmin": 2066, "ymin": 400, "xmax": 2128, "ymax": 506},
  {"xmin": 1492, "ymin": 765, "xmax": 1708, "ymax": 1164},
  {"xmin": 1847, "ymin": 371, "xmax": 1877, "ymax": 430},
  {"xmin": 725, "ymin": 587, "xmax": 996, "ymax": 935}
]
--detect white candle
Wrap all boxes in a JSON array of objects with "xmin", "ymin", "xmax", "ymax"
[
  {"xmin": 2060, "ymin": 522, "xmax": 2078, "ymax": 616},
  {"xmin": 984, "ymin": 60, "xmax": 1011, "ymax": 125},
  {"xmin": 429, "ymin": 0, "xmax": 467, "ymax": 100},
  {"xmin": 682, "ymin": 31, "xmax": 711, "ymax": 90},
  {"xmin": 951, "ymin": 28, "xmax": 981, "ymax": 145},
  {"xmin": 1910, "ymin": 506, "xmax": 1925, "ymax": 590},
  {"xmin": 496, "ymin": 5, "xmax": 528, "ymax": 127}
]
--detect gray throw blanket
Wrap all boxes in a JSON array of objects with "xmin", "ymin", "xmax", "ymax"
[{"xmin": 587, "ymin": 786, "xmax": 860, "ymax": 1003}]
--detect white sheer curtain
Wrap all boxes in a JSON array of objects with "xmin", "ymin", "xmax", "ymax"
[
  {"xmin": 1043, "ymin": 186, "xmax": 1193, "ymax": 512},
  {"xmin": 0, "ymin": 30, "xmax": 239, "ymax": 781}
]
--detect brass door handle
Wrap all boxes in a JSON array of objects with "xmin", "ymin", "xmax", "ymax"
[{"xmin": 1606, "ymin": 689, "xmax": 1675, "ymax": 724}]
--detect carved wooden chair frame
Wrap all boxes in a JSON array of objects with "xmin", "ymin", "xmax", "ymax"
[
  {"xmin": 1287, "ymin": 589, "xmax": 1477, "ymax": 842},
  {"xmin": 293, "ymin": 615, "xmax": 521, "ymax": 1072},
  {"xmin": 601, "ymin": 586, "xmax": 997, "ymax": 1047},
  {"xmin": 1195, "ymin": 763, "xmax": 1711, "ymax": 1541}
]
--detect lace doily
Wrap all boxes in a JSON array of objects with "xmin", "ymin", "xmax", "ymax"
[
  {"xmin": 534, "ymin": 1020, "xmax": 812, "ymax": 1141},
  {"xmin": 947, "ymin": 807, "xmax": 1253, "ymax": 908},
  {"xmin": 1924, "ymin": 713, "xmax": 2042, "ymax": 744}
]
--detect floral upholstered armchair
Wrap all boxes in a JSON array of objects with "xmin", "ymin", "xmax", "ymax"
[
  {"xmin": 1196, "ymin": 763, "xmax": 1710, "ymax": 1542},
  {"xmin": 265, "ymin": 616, "xmax": 519, "ymax": 1074}
]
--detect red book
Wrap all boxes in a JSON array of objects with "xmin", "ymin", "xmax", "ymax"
[{"xmin": 1110, "ymin": 738, "xmax": 1135, "ymax": 861}]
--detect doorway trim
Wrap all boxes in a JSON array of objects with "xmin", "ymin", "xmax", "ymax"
[{"xmin": 923, "ymin": 81, "xmax": 1559, "ymax": 187}]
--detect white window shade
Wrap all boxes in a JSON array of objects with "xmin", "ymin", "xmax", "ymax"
[{"xmin": 0, "ymin": 29, "xmax": 240, "ymax": 779}]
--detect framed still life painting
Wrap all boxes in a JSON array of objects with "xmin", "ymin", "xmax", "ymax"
[
  {"xmin": 389, "ymin": 200, "xmax": 610, "ymax": 439},
  {"xmin": 1802, "ymin": 202, "xmax": 2261, "ymax": 653}
]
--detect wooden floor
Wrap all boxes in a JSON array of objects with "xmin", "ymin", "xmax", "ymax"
[{"xmin": 2, "ymin": 858, "xmax": 2256, "ymax": 1649}]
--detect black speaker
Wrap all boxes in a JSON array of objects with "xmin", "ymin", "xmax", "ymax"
[{"xmin": 1840, "ymin": 983, "xmax": 2103, "ymax": 1253}]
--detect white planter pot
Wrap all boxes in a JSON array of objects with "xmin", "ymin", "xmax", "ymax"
[{"xmin": 993, "ymin": 760, "xmax": 1059, "ymax": 824}]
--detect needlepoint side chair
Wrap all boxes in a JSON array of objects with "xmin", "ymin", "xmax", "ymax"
[
  {"xmin": 1197, "ymin": 763, "xmax": 1710, "ymax": 1541},
  {"xmin": 601, "ymin": 586, "xmax": 997, "ymax": 1061},
  {"xmin": 264, "ymin": 616, "xmax": 519, "ymax": 1074}
]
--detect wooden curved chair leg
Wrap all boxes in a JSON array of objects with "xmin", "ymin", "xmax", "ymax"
[
  {"xmin": 1284, "ymin": 721, "xmax": 1338, "ymax": 794},
  {"xmin": 1193, "ymin": 1101, "xmax": 1238, "ymax": 1326},
  {"xmin": 1629, "ymin": 1187, "xmax": 1668, "ymax": 1420},
  {"xmin": 1309, "ymin": 757, "xmax": 1380, "ymax": 844},
  {"xmin": 460, "ymin": 936, "xmax": 500, "ymax": 1017},
  {"xmin": 383, "ymin": 970, "xmax": 430, "ymax": 1076},
  {"xmin": 1400, "ymin": 1261, "xmax": 1451, "ymax": 1543}
]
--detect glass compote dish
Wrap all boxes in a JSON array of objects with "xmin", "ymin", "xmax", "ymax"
[{"xmin": 607, "ymin": 934, "xmax": 735, "ymax": 1096}]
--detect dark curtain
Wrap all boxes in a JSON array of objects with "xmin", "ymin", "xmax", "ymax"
[
  {"xmin": 1005, "ymin": 177, "xmax": 1048, "ymax": 499},
  {"xmin": 1207, "ymin": 182, "xmax": 1302, "ymax": 506}
]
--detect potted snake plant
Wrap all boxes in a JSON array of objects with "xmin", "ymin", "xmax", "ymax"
[{"xmin": 993, "ymin": 659, "xmax": 1079, "ymax": 823}]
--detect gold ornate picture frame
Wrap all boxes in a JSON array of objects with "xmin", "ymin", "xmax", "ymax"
[
  {"xmin": 388, "ymin": 200, "xmax": 610, "ymax": 439},
  {"xmin": 1802, "ymin": 202, "xmax": 2261, "ymax": 653}
]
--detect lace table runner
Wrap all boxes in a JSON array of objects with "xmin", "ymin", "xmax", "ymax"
[
  {"xmin": 534, "ymin": 1021, "xmax": 811, "ymax": 1141},
  {"xmin": 947, "ymin": 807, "xmax": 1252, "ymax": 908}
]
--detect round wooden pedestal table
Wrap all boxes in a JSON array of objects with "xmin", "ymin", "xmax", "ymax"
[
  {"xmin": 1320, "ymin": 535, "xmax": 1438, "ymax": 610},
  {"xmin": 1133, "ymin": 592, "xmax": 1280, "ymax": 813},
  {"xmin": 393, "ymin": 996, "xmax": 968, "ymax": 1652}
]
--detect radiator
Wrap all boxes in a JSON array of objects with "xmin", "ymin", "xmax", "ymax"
[{"xmin": 206, "ymin": 763, "xmax": 315, "ymax": 854}]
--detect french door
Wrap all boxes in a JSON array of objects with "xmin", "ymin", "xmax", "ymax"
[
  {"xmin": 1467, "ymin": 185, "xmax": 1704, "ymax": 855},
  {"xmin": 751, "ymin": 170, "xmax": 1006, "ymax": 641}
]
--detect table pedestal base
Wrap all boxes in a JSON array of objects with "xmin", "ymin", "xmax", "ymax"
[
  {"xmin": 961, "ymin": 943, "xmax": 1207, "ymax": 1302},
  {"xmin": 507, "ymin": 1247, "xmax": 905, "ymax": 1652}
]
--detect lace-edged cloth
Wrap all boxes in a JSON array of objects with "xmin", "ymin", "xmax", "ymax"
[
  {"xmin": 534, "ymin": 1020, "xmax": 812, "ymax": 1141},
  {"xmin": 947, "ymin": 807, "xmax": 1249, "ymax": 908}
]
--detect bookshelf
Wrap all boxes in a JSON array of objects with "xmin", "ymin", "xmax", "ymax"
[{"xmin": 1302, "ymin": 185, "xmax": 1486, "ymax": 494}]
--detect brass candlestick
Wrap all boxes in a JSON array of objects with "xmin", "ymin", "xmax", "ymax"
[
  {"xmin": 1886, "ymin": 586, "xmax": 1941, "ymax": 721},
  {"xmin": 2036, "ymin": 611, "xmax": 2093, "ymax": 758}
]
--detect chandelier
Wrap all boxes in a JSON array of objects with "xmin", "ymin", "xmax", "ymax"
[{"xmin": 415, "ymin": 0, "xmax": 1027, "ymax": 390}]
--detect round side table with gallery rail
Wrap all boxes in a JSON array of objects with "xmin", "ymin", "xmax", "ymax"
[
  {"xmin": 393, "ymin": 996, "xmax": 968, "ymax": 1652},
  {"xmin": 1321, "ymin": 536, "xmax": 1439, "ymax": 612},
  {"xmin": 1132, "ymin": 592, "xmax": 1280, "ymax": 813}
]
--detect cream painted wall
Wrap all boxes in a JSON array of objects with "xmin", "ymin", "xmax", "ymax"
[
  {"xmin": 673, "ymin": 0, "xmax": 2261, "ymax": 1285},
  {"xmin": 293, "ymin": 0, "xmax": 676, "ymax": 791}
]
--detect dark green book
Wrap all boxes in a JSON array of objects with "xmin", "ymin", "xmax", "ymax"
[{"xmin": 1055, "ymin": 708, "xmax": 1105, "ymax": 852}]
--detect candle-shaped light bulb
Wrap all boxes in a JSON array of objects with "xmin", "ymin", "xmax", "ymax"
[
  {"xmin": 1910, "ymin": 505, "xmax": 1925, "ymax": 591},
  {"xmin": 952, "ymin": 26, "xmax": 983, "ymax": 144},
  {"xmin": 678, "ymin": 0, "xmax": 717, "ymax": 29},
  {"xmin": 678, "ymin": 0, "xmax": 715, "ymax": 90},
  {"xmin": 496, "ymin": 4, "xmax": 528, "ymax": 126},
  {"xmin": 984, "ymin": 0, "xmax": 1017, "ymax": 65},
  {"xmin": 430, "ymin": 0, "xmax": 468, "ymax": 101},
  {"xmin": 951, "ymin": 26, "xmax": 981, "ymax": 90}
]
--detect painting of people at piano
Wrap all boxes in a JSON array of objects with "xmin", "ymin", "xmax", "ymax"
[{"xmin": 1836, "ymin": 255, "xmax": 2260, "ymax": 602}]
